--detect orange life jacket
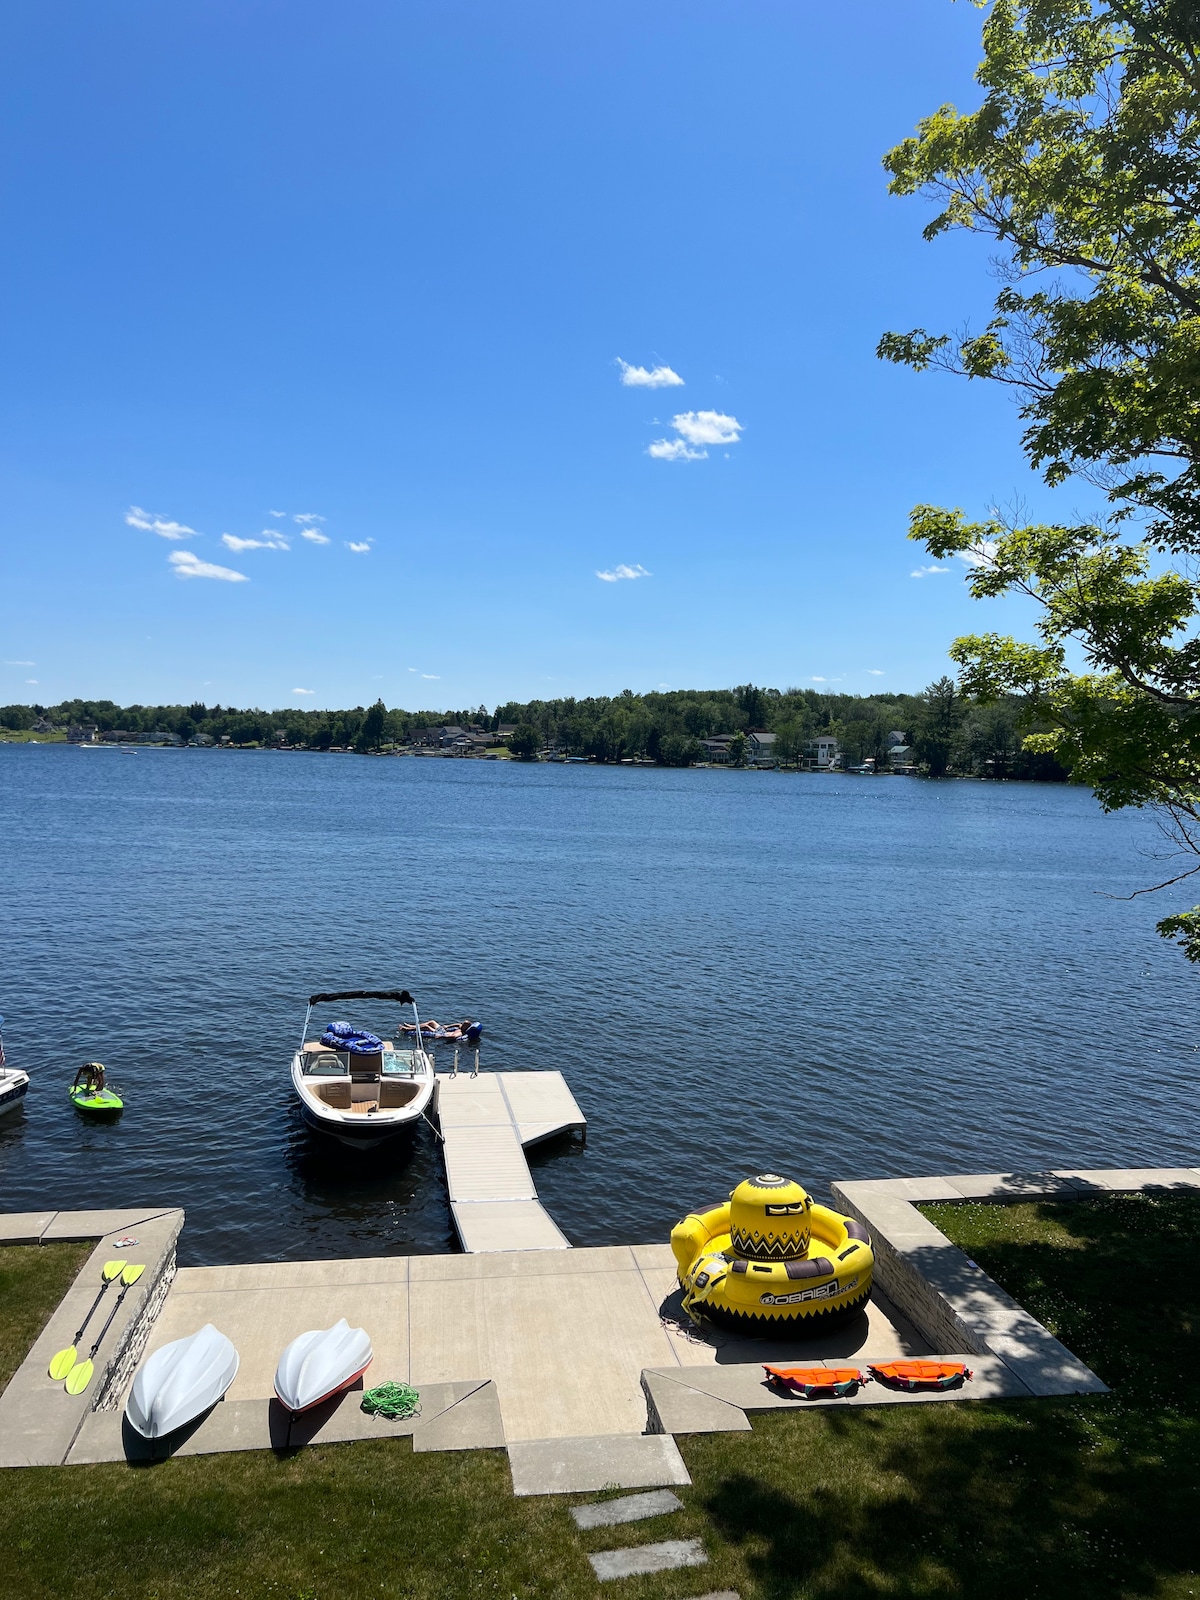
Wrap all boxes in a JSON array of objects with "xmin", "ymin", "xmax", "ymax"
[
  {"xmin": 870, "ymin": 1360, "xmax": 972, "ymax": 1390},
  {"xmin": 763, "ymin": 1364, "xmax": 865, "ymax": 1396}
]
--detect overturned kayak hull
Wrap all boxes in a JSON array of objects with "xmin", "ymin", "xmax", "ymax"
[
  {"xmin": 126, "ymin": 1324, "xmax": 239, "ymax": 1438},
  {"xmin": 274, "ymin": 1318, "xmax": 373, "ymax": 1414}
]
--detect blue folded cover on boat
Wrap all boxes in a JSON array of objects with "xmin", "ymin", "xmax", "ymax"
[{"xmin": 320, "ymin": 1021, "xmax": 384, "ymax": 1054}]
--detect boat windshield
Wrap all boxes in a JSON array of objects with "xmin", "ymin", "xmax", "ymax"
[{"xmin": 299, "ymin": 1043, "xmax": 426, "ymax": 1077}]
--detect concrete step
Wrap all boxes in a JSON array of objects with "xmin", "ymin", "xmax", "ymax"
[
  {"xmin": 589, "ymin": 1539, "xmax": 707, "ymax": 1581},
  {"xmin": 571, "ymin": 1488, "xmax": 683, "ymax": 1529},
  {"xmin": 507, "ymin": 1432, "xmax": 690, "ymax": 1496}
]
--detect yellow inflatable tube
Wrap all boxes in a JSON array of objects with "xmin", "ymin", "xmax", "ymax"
[{"xmin": 671, "ymin": 1173, "xmax": 874, "ymax": 1334}]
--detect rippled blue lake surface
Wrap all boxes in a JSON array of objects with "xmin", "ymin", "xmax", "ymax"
[{"xmin": 1, "ymin": 744, "xmax": 1196, "ymax": 1265}]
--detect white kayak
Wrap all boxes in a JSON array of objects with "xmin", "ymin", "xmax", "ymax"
[
  {"xmin": 126, "ymin": 1324, "xmax": 239, "ymax": 1439},
  {"xmin": 274, "ymin": 1318, "xmax": 373, "ymax": 1414}
]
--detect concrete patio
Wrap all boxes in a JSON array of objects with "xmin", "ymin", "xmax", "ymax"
[
  {"xmin": 5, "ymin": 1164, "xmax": 1191, "ymax": 1489},
  {"xmin": 136, "ymin": 1240, "xmax": 927, "ymax": 1445}
]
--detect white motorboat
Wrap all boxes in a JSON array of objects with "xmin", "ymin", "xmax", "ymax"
[
  {"xmin": 291, "ymin": 988, "xmax": 436, "ymax": 1149},
  {"xmin": 0, "ymin": 1016, "xmax": 29, "ymax": 1118},
  {"xmin": 126, "ymin": 1323, "xmax": 239, "ymax": 1438},
  {"xmin": 274, "ymin": 1318, "xmax": 373, "ymax": 1414}
]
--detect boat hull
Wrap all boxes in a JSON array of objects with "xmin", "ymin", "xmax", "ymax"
[
  {"xmin": 126, "ymin": 1324, "xmax": 239, "ymax": 1439},
  {"xmin": 297, "ymin": 1096, "xmax": 422, "ymax": 1149},
  {"xmin": 0, "ymin": 1072, "xmax": 28, "ymax": 1117},
  {"xmin": 274, "ymin": 1319, "xmax": 373, "ymax": 1414}
]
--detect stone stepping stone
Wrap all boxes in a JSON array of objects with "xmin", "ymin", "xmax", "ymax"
[
  {"xmin": 571, "ymin": 1489, "xmax": 683, "ymax": 1529},
  {"xmin": 508, "ymin": 1432, "xmax": 689, "ymax": 1496},
  {"xmin": 588, "ymin": 1538, "xmax": 707, "ymax": 1581}
]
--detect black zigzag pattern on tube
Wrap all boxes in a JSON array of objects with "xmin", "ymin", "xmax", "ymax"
[{"xmin": 729, "ymin": 1227, "xmax": 810, "ymax": 1262}]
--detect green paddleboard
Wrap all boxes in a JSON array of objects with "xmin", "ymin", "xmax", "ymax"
[{"xmin": 69, "ymin": 1086, "xmax": 123, "ymax": 1115}]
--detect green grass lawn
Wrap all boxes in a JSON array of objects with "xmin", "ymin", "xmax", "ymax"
[
  {"xmin": 1, "ymin": 1195, "xmax": 1198, "ymax": 1598},
  {"xmin": 0, "ymin": 1240, "xmax": 91, "ymax": 1392}
]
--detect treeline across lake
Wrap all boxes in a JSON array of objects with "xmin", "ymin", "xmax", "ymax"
[{"xmin": 2, "ymin": 679, "xmax": 1069, "ymax": 780}]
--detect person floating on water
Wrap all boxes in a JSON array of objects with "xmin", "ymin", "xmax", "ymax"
[
  {"xmin": 396, "ymin": 1018, "xmax": 482, "ymax": 1043},
  {"xmin": 72, "ymin": 1061, "xmax": 106, "ymax": 1096}
]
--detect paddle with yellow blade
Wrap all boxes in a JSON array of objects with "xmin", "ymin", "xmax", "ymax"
[
  {"xmin": 63, "ymin": 1264, "xmax": 145, "ymax": 1395},
  {"xmin": 47, "ymin": 1259, "xmax": 127, "ymax": 1380}
]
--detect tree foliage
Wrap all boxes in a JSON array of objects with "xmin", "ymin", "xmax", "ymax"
[
  {"xmin": 0, "ymin": 686, "xmax": 1067, "ymax": 778},
  {"xmin": 880, "ymin": 0, "xmax": 1200, "ymax": 955}
]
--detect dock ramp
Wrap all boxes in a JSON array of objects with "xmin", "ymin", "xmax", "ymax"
[{"xmin": 436, "ymin": 1071, "xmax": 586, "ymax": 1253}]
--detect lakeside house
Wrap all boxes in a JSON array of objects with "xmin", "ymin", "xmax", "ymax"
[
  {"xmin": 700, "ymin": 735, "xmax": 734, "ymax": 764},
  {"xmin": 67, "ymin": 723, "xmax": 98, "ymax": 744},
  {"xmin": 698, "ymin": 731, "xmax": 842, "ymax": 771},
  {"xmin": 414, "ymin": 723, "xmax": 507, "ymax": 755},
  {"xmin": 803, "ymin": 734, "xmax": 840, "ymax": 771},
  {"xmin": 747, "ymin": 729, "xmax": 777, "ymax": 766}
]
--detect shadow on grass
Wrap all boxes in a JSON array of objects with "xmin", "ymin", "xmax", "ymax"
[{"xmin": 692, "ymin": 1192, "xmax": 1200, "ymax": 1599}]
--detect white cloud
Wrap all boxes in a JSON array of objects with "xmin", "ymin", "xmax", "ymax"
[
  {"xmin": 910, "ymin": 563, "xmax": 951, "ymax": 578},
  {"xmin": 616, "ymin": 359, "xmax": 684, "ymax": 389},
  {"xmin": 811, "ymin": 675, "xmax": 827, "ymax": 682},
  {"xmin": 300, "ymin": 528, "xmax": 331, "ymax": 545},
  {"xmin": 5, "ymin": 660, "xmax": 34, "ymax": 666},
  {"xmin": 169, "ymin": 550, "xmax": 248, "ymax": 583},
  {"xmin": 26, "ymin": 678, "xmax": 37, "ymax": 684},
  {"xmin": 671, "ymin": 410, "xmax": 742, "ymax": 446},
  {"xmin": 956, "ymin": 541, "xmax": 998, "ymax": 568},
  {"xmin": 346, "ymin": 540, "xmax": 371, "ymax": 553},
  {"xmin": 268, "ymin": 509, "xmax": 287, "ymax": 518},
  {"xmin": 647, "ymin": 438, "xmax": 707, "ymax": 462},
  {"xmin": 421, "ymin": 673, "xmax": 440, "ymax": 680},
  {"xmin": 866, "ymin": 669, "xmax": 885, "ymax": 676},
  {"xmin": 597, "ymin": 563, "xmax": 652, "ymax": 583},
  {"xmin": 293, "ymin": 512, "xmax": 325, "ymax": 525},
  {"xmin": 292, "ymin": 687, "xmax": 315, "ymax": 696},
  {"xmin": 221, "ymin": 532, "xmax": 289, "ymax": 552},
  {"xmin": 126, "ymin": 505, "xmax": 198, "ymax": 540}
]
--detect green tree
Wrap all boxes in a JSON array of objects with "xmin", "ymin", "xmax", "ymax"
[
  {"xmin": 881, "ymin": 0, "xmax": 1200, "ymax": 955},
  {"xmin": 356, "ymin": 699, "xmax": 387, "ymax": 752},
  {"xmin": 912, "ymin": 677, "xmax": 965, "ymax": 779},
  {"xmin": 655, "ymin": 732, "xmax": 702, "ymax": 767},
  {"xmin": 727, "ymin": 730, "xmax": 748, "ymax": 768},
  {"xmin": 509, "ymin": 724, "xmax": 539, "ymax": 760}
]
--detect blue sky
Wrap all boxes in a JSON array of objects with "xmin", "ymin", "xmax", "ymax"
[{"xmin": 0, "ymin": 1, "xmax": 1067, "ymax": 711}]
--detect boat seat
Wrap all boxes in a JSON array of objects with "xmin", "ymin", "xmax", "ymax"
[
  {"xmin": 316, "ymin": 1082, "xmax": 352, "ymax": 1109},
  {"xmin": 380, "ymin": 1079, "xmax": 419, "ymax": 1109},
  {"xmin": 309, "ymin": 1053, "xmax": 344, "ymax": 1076}
]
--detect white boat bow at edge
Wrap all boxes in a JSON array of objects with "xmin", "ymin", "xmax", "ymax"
[{"xmin": 0, "ymin": 1014, "xmax": 29, "ymax": 1118}]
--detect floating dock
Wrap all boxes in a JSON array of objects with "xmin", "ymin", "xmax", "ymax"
[{"xmin": 435, "ymin": 1070, "xmax": 586, "ymax": 1253}]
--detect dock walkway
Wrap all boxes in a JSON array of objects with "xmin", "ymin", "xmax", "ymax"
[{"xmin": 436, "ymin": 1070, "xmax": 585, "ymax": 1253}]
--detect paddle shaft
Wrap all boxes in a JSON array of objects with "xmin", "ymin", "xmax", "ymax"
[
  {"xmin": 71, "ymin": 1280, "xmax": 114, "ymax": 1344},
  {"xmin": 84, "ymin": 1279, "xmax": 135, "ymax": 1360}
]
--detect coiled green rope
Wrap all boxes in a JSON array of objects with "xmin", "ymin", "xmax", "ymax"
[{"xmin": 361, "ymin": 1381, "xmax": 421, "ymax": 1420}]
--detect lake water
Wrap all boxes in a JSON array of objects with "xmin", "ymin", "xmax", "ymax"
[{"xmin": 1, "ymin": 744, "xmax": 1196, "ymax": 1266}]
